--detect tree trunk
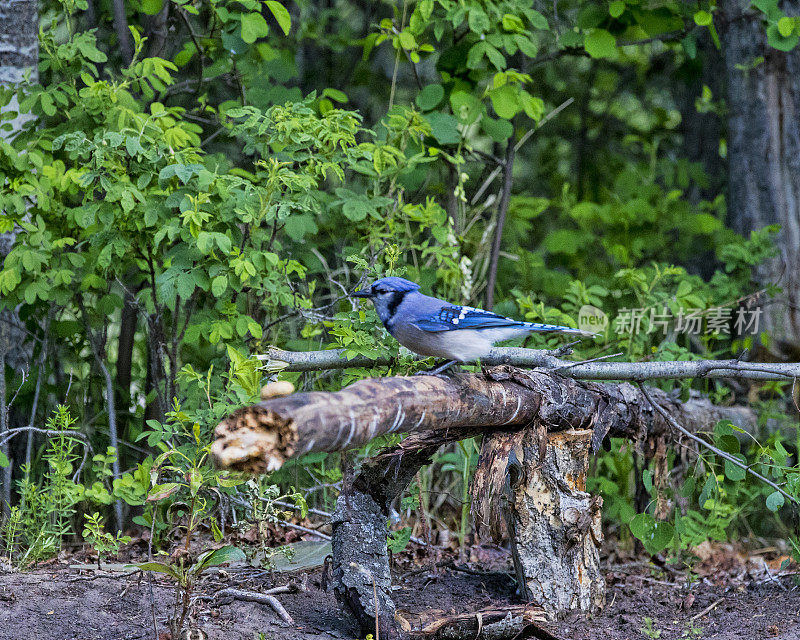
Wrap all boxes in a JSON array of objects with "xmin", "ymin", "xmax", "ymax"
[
  {"xmin": 0, "ymin": 0, "xmax": 38, "ymax": 266},
  {"xmin": 331, "ymin": 431, "xmax": 461, "ymax": 639},
  {"xmin": 0, "ymin": 0, "xmax": 38, "ymax": 515},
  {"xmin": 722, "ymin": 0, "xmax": 800, "ymax": 357},
  {"xmin": 473, "ymin": 429, "xmax": 604, "ymax": 619},
  {"xmin": 0, "ymin": 0, "xmax": 37, "ymax": 367}
]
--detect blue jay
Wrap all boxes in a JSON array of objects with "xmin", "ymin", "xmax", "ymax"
[{"xmin": 352, "ymin": 276, "xmax": 592, "ymax": 373}]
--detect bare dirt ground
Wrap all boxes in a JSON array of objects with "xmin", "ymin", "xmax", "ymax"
[{"xmin": 0, "ymin": 543, "xmax": 798, "ymax": 640}]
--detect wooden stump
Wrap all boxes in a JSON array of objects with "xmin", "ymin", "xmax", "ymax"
[
  {"xmin": 330, "ymin": 431, "xmax": 465, "ymax": 639},
  {"xmin": 331, "ymin": 487, "xmax": 397, "ymax": 639},
  {"xmin": 473, "ymin": 428, "xmax": 605, "ymax": 619}
]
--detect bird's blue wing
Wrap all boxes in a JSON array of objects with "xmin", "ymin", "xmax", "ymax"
[
  {"xmin": 413, "ymin": 305, "xmax": 525, "ymax": 333},
  {"xmin": 412, "ymin": 304, "xmax": 587, "ymax": 335}
]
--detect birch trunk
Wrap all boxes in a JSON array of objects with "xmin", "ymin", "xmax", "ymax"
[{"xmin": 0, "ymin": 0, "xmax": 38, "ymax": 516}]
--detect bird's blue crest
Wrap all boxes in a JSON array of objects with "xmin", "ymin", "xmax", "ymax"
[{"xmin": 370, "ymin": 277, "xmax": 421, "ymax": 293}]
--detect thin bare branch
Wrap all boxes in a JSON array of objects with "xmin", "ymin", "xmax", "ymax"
[
  {"xmin": 256, "ymin": 346, "xmax": 800, "ymax": 381},
  {"xmin": 637, "ymin": 383, "xmax": 797, "ymax": 506}
]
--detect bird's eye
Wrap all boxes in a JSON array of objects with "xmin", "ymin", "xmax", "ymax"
[{"xmin": 374, "ymin": 288, "xmax": 388, "ymax": 295}]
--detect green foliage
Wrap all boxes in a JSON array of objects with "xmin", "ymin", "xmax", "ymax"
[
  {"xmin": 617, "ymin": 417, "xmax": 800, "ymax": 560},
  {"xmin": 235, "ymin": 478, "xmax": 306, "ymax": 568},
  {"xmin": 0, "ymin": 0, "xmax": 796, "ymax": 573},
  {"xmin": 137, "ymin": 544, "xmax": 246, "ymax": 636},
  {"xmin": 1, "ymin": 407, "xmax": 85, "ymax": 567},
  {"xmin": 82, "ymin": 512, "xmax": 132, "ymax": 567}
]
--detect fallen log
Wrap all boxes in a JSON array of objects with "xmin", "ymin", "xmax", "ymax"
[{"xmin": 212, "ymin": 366, "xmax": 756, "ymax": 473}]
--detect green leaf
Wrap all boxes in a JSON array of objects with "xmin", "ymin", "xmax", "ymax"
[
  {"xmin": 753, "ymin": 0, "xmax": 781, "ymax": 20},
  {"xmin": 502, "ymin": 14, "xmax": 525, "ymax": 33},
  {"xmin": 141, "ymin": 0, "xmax": 163, "ymax": 15},
  {"xmin": 449, "ymin": 91, "xmax": 481, "ymax": 125},
  {"xmin": 197, "ymin": 545, "xmax": 246, "ymax": 571},
  {"xmin": 767, "ymin": 23, "xmax": 799, "ymax": 51},
  {"xmin": 146, "ymin": 483, "xmax": 181, "ymax": 502},
  {"xmin": 489, "ymin": 84, "xmax": 520, "ymax": 119},
  {"xmin": 514, "ymin": 34, "xmax": 538, "ymax": 57},
  {"xmin": 693, "ymin": 10, "xmax": 712, "ymax": 27},
  {"xmin": 484, "ymin": 44, "xmax": 506, "ymax": 71},
  {"xmin": 519, "ymin": 91, "xmax": 544, "ymax": 121},
  {"xmin": 424, "ymin": 112, "xmax": 461, "ymax": 145},
  {"xmin": 388, "ymin": 526, "xmax": 413, "ymax": 553},
  {"xmin": 481, "ymin": 116, "xmax": 513, "ymax": 142},
  {"xmin": 716, "ymin": 434, "xmax": 740, "ymax": 455},
  {"xmin": 322, "ymin": 88, "xmax": 347, "ymax": 103},
  {"xmin": 211, "ymin": 274, "xmax": 228, "ymax": 297},
  {"xmin": 40, "ymin": 92, "xmax": 56, "ymax": 116},
  {"xmin": 266, "ymin": 1, "xmax": 291, "ymax": 35},
  {"xmin": 416, "ymin": 84, "xmax": 444, "ymax": 111},
  {"xmin": 283, "ymin": 213, "xmax": 318, "ymax": 241},
  {"xmin": 609, "ymin": 1, "xmax": 625, "ymax": 18},
  {"xmin": 528, "ymin": 10, "xmax": 548, "ymax": 30},
  {"xmin": 135, "ymin": 561, "xmax": 181, "ymax": 580},
  {"xmin": 466, "ymin": 42, "xmax": 487, "ymax": 69},
  {"xmin": 241, "ymin": 12, "xmax": 270, "ymax": 44},
  {"xmin": 766, "ymin": 491, "xmax": 785, "ymax": 512},
  {"xmin": 629, "ymin": 513, "xmax": 674, "ymax": 555},
  {"xmin": 468, "ymin": 8, "xmax": 490, "ymax": 34},
  {"xmin": 779, "ymin": 16, "xmax": 795, "ymax": 37},
  {"xmin": 724, "ymin": 457, "xmax": 746, "ymax": 482},
  {"xmin": 642, "ymin": 469, "xmax": 653, "ymax": 493},
  {"xmin": 584, "ymin": 29, "xmax": 617, "ymax": 59},
  {"xmin": 398, "ymin": 30, "xmax": 416, "ymax": 50},
  {"xmin": 0, "ymin": 450, "xmax": 8, "ymax": 468},
  {"xmin": 76, "ymin": 39, "xmax": 108, "ymax": 63}
]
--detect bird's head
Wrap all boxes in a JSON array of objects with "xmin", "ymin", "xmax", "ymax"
[{"xmin": 352, "ymin": 277, "xmax": 420, "ymax": 324}]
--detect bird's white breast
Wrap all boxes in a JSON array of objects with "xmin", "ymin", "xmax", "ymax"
[{"xmin": 391, "ymin": 324, "xmax": 529, "ymax": 362}]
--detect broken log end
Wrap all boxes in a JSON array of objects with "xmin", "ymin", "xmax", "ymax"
[{"xmin": 211, "ymin": 405, "xmax": 297, "ymax": 473}]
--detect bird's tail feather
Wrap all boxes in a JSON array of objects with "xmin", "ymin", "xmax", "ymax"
[{"xmin": 524, "ymin": 322, "xmax": 596, "ymax": 338}]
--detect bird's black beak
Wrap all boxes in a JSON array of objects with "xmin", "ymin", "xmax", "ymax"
[{"xmin": 351, "ymin": 289, "xmax": 371, "ymax": 299}]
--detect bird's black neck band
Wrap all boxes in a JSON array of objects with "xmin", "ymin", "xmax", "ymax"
[{"xmin": 384, "ymin": 290, "xmax": 407, "ymax": 325}]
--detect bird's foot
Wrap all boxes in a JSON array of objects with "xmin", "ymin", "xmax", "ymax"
[{"xmin": 413, "ymin": 360, "xmax": 458, "ymax": 376}]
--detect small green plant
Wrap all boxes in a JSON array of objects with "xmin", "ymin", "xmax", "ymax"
[
  {"xmin": 683, "ymin": 620, "xmax": 704, "ymax": 638},
  {"xmin": 640, "ymin": 616, "xmax": 663, "ymax": 639},
  {"xmin": 138, "ymin": 545, "xmax": 246, "ymax": 637},
  {"xmin": 236, "ymin": 478, "xmax": 306, "ymax": 568},
  {"xmin": 0, "ymin": 407, "xmax": 85, "ymax": 567},
  {"xmin": 82, "ymin": 512, "xmax": 131, "ymax": 568}
]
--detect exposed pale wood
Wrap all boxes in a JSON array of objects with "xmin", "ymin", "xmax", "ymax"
[{"xmin": 474, "ymin": 429, "xmax": 604, "ymax": 619}]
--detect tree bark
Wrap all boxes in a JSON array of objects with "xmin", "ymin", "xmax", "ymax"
[
  {"xmin": 216, "ymin": 369, "xmax": 757, "ymax": 635},
  {"xmin": 0, "ymin": 0, "xmax": 38, "ymax": 369},
  {"xmin": 721, "ymin": 0, "xmax": 800, "ymax": 357},
  {"xmin": 331, "ymin": 431, "xmax": 465, "ymax": 639},
  {"xmin": 212, "ymin": 366, "xmax": 757, "ymax": 473},
  {"xmin": 473, "ymin": 429, "xmax": 604, "ymax": 619},
  {"xmin": 410, "ymin": 605, "xmax": 547, "ymax": 639},
  {"xmin": 485, "ymin": 138, "xmax": 515, "ymax": 309},
  {"xmin": 0, "ymin": 0, "xmax": 38, "ymax": 515},
  {"xmin": 115, "ymin": 288, "xmax": 138, "ymax": 444}
]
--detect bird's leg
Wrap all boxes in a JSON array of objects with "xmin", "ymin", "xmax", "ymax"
[{"xmin": 414, "ymin": 360, "xmax": 458, "ymax": 376}]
